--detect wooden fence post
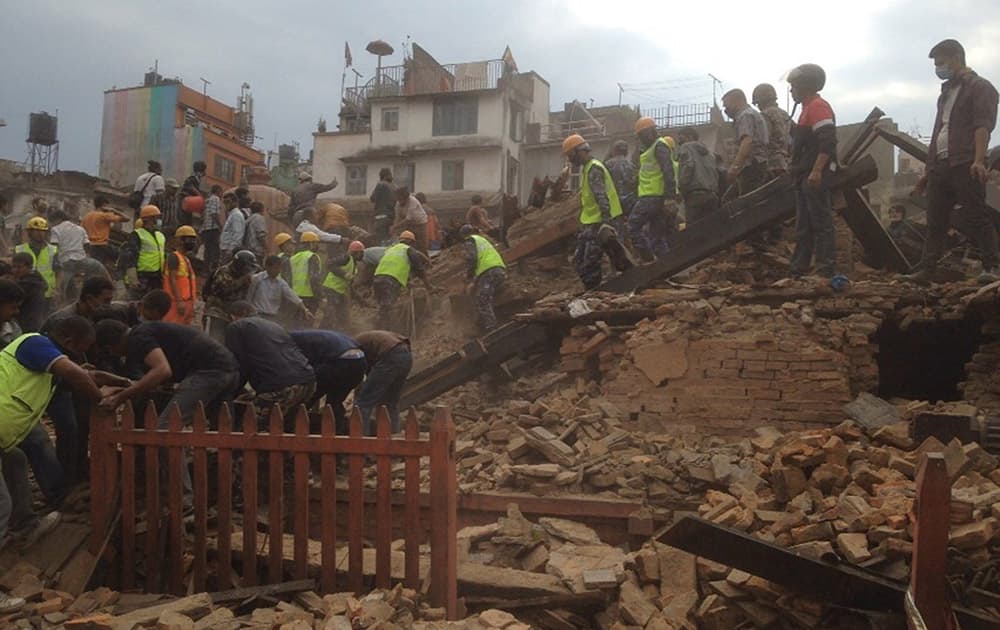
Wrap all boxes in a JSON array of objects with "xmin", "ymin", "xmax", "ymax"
[
  {"xmin": 429, "ymin": 407, "xmax": 458, "ymax": 619},
  {"xmin": 89, "ymin": 402, "xmax": 113, "ymax": 552},
  {"xmin": 909, "ymin": 453, "xmax": 952, "ymax": 630}
]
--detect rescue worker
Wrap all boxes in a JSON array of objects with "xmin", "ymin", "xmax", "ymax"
[
  {"xmin": 14, "ymin": 217, "xmax": 60, "ymax": 304},
  {"xmin": 460, "ymin": 225, "xmax": 506, "ymax": 332},
  {"xmin": 605, "ymin": 140, "xmax": 638, "ymax": 215},
  {"xmin": 631, "ymin": 118, "xmax": 678, "ymax": 262},
  {"xmin": 163, "ymin": 226, "xmax": 198, "ymax": 325},
  {"xmin": 562, "ymin": 134, "xmax": 630, "ymax": 289},
  {"xmin": 372, "ymin": 231, "xmax": 433, "ymax": 332},
  {"xmin": 287, "ymin": 231, "xmax": 325, "ymax": 324},
  {"xmin": 121, "ymin": 205, "xmax": 166, "ymax": 300},
  {"xmin": 322, "ymin": 240, "xmax": 365, "ymax": 330},
  {"xmin": 202, "ymin": 250, "xmax": 257, "ymax": 342},
  {"xmin": 275, "ymin": 232, "xmax": 296, "ymax": 261},
  {"xmin": 787, "ymin": 63, "xmax": 839, "ymax": 279},
  {"xmin": 752, "ymin": 83, "xmax": 793, "ymax": 178}
]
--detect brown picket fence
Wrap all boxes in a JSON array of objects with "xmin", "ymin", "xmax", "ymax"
[{"xmin": 89, "ymin": 400, "xmax": 457, "ymax": 617}]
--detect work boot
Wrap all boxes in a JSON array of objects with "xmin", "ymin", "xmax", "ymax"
[
  {"xmin": 977, "ymin": 268, "xmax": 1000, "ymax": 285},
  {"xmin": 0, "ymin": 592, "xmax": 25, "ymax": 614}
]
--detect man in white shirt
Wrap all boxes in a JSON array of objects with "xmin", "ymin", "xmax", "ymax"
[
  {"xmin": 219, "ymin": 193, "xmax": 249, "ymax": 263},
  {"xmin": 49, "ymin": 211, "xmax": 108, "ymax": 303},
  {"xmin": 133, "ymin": 161, "xmax": 166, "ymax": 208},
  {"xmin": 391, "ymin": 187, "xmax": 428, "ymax": 253},
  {"xmin": 295, "ymin": 207, "xmax": 343, "ymax": 244}
]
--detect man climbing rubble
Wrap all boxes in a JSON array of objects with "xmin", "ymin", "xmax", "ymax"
[
  {"xmin": 460, "ymin": 224, "xmax": 506, "ymax": 333},
  {"xmin": 631, "ymin": 118, "xmax": 678, "ymax": 262},
  {"xmin": 562, "ymin": 134, "xmax": 632, "ymax": 290}
]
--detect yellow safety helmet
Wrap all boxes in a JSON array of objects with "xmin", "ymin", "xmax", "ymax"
[
  {"xmin": 300, "ymin": 231, "xmax": 320, "ymax": 243},
  {"xmin": 634, "ymin": 116, "xmax": 656, "ymax": 133},
  {"xmin": 399, "ymin": 230, "xmax": 416, "ymax": 242},
  {"xmin": 26, "ymin": 216, "xmax": 49, "ymax": 231},
  {"xmin": 274, "ymin": 232, "xmax": 293, "ymax": 247},
  {"xmin": 175, "ymin": 225, "xmax": 197, "ymax": 238},
  {"xmin": 135, "ymin": 219, "xmax": 144, "ymax": 229},
  {"xmin": 663, "ymin": 136, "xmax": 676, "ymax": 151},
  {"xmin": 140, "ymin": 205, "xmax": 162, "ymax": 219},
  {"xmin": 561, "ymin": 134, "xmax": 587, "ymax": 156}
]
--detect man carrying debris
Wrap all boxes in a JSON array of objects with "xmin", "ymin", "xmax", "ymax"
[
  {"xmin": 787, "ymin": 64, "xmax": 839, "ymax": 279},
  {"xmin": 354, "ymin": 330, "xmax": 413, "ymax": 435},
  {"xmin": 372, "ymin": 231, "xmax": 433, "ymax": 332},
  {"xmin": 290, "ymin": 171, "xmax": 339, "ymax": 229},
  {"xmin": 224, "ymin": 301, "xmax": 316, "ymax": 427},
  {"xmin": 322, "ymin": 240, "xmax": 365, "ymax": 330},
  {"xmin": 290, "ymin": 329, "xmax": 367, "ymax": 433},
  {"xmin": 752, "ymin": 83, "xmax": 792, "ymax": 178},
  {"xmin": 605, "ymin": 140, "xmax": 638, "ymax": 215},
  {"xmin": 908, "ymin": 39, "xmax": 1000, "ymax": 284},
  {"xmin": 202, "ymin": 250, "xmax": 257, "ymax": 342},
  {"xmin": 562, "ymin": 134, "xmax": 630, "ymax": 289},
  {"xmin": 460, "ymin": 224, "xmax": 507, "ymax": 333},
  {"xmin": 286, "ymin": 231, "xmax": 325, "ymax": 325},
  {"xmin": 676, "ymin": 127, "xmax": 720, "ymax": 226},
  {"xmin": 631, "ymin": 118, "xmax": 677, "ymax": 262},
  {"xmin": 120, "ymin": 205, "xmax": 166, "ymax": 300},
  {"xmin": 392, "ymin": 187, "xmax": 430, "ymax": 254}
]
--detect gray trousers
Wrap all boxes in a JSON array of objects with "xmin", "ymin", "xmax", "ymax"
[{"xmin": 0, "ymin": 448, "xmax": 37, "ymax": 541}]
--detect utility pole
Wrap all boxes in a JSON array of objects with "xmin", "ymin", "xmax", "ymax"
[
  {"xmin": 708, "ymin": 73, "xmax": 722, "ymax": 106},
  {"xmin": 617, "ymin": 83, "xmax": 624, "ymax": 107},
  {"xmin": 199, "ymin": 77, "xmax": 211, "ymax": 110}
]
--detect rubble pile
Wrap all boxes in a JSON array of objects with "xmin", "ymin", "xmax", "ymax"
[{"xmin": 0, "ymin": 572, "xmax": 532, "ymax": 630}]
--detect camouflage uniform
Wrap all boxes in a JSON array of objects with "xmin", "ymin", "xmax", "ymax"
[
  {"xmin": 574, "ymin": 163, "xmax": 620, "ymax": 290},
  {"xmin": 629, "ymin": 140, "xmax": 676, "ymax": 261},
  {"xmin": 474, "ymin": 267, "xmax": 506, "ymax": 332},
  {"xmin": 760, "ymin": 104, "xmax": 792, "ymax": 176},
  {"xmin": 605, "ymin": 155, "xmax": 638, "ymax": 215},
  {"xmin": 373, "ymin": 276, "xmax": 402, "ymax": 332}
]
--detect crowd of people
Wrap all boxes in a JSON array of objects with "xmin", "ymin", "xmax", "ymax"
[
  {"xmin": 561, "ymin": 41, "xmax": 999, "ymax": 290},
  {"xmin": 0, "ymin": 151, "xmax": 512, "ymax": 587}
]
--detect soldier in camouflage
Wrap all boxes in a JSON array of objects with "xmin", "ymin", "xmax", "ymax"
[
  {"xmin": 752, "ymin": 83, "xmax": 793, "ymax": 177},
  {"xmin": 604, "ymin": 140, "xmax": 638, "ymax": 215}
]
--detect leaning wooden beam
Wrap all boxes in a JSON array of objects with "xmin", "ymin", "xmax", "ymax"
[
  {"xmin": 659, "ymin": 516, "xmax": 1000, "ymax": 630},
  {"xmin": 209, "ymin": 579, "xmax": 316, "ymax": 604},
  {"xmin": 840, "ymin": 187, "xmax": 912, "ymax": 272}
]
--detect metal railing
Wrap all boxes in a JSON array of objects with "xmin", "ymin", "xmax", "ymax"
[
  {"xmin": 644, "ymin": 103, "xmax": 713, "ymax": 129},
  {"xmin": 90, "ymin": 400, "xmax": 458, "ymax": 617},
  {"xmin": 344, "ymin": 59, "xmax": 508, "ymax": 110}
]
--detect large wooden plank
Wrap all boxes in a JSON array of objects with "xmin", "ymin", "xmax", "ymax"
[
  {"xmin": 840, "ymin": 188, "xmax": 912, "ymax": 272},
  {"xmin": 599, "ymin": 155, "xmax": 880, "ymax": 293}
]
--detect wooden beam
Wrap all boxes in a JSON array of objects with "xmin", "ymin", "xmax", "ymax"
[
  {"xmin": 209, "ymin": 579, "xmax": 316, "ymax": 604},
  {"xmin": 840, "ymin": 188, "xmax": 913, "ymax": 272}
]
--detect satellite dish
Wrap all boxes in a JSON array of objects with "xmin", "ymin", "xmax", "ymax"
[{"xmin": 366, "ymin": 40, "xmax": 394, "ymax": 57}]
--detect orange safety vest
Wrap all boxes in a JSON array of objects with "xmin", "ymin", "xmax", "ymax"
[{"xmin": 163, "ymin": 250, "xmax": 197, "ymax": 325}]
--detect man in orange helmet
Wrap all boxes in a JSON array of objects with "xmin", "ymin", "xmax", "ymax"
[
  {"xmin": 321, "ymin": 240, "xmax": 366, "ymax": 330},
  {"xmin": 120, "ymin": 205, "xmax": 166, "ymax": 300},
  {"xmin": 163, "ymin": 226, "xmax": 199, "ymax": 325},
  {"xmin": 562, "ymin": 134, "xmax": 630, "ymax": 290},
  {"xmin": 631, "ymin": 117, "xmax": 677, "ymax": 262}
]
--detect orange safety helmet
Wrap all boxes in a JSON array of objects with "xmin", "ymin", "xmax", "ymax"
[
  {"xmin": 399, "ymin": 230, "xmax": 416, "ymax": 242},
  {"xmin": 348, "ymin": 240, "xmax": 365, "ymax": 252},
  {"xmin": 561, "ymin": 134, "xmax": 588, "ymax": 156},
  {"xmin": 634, "ymin": 116, "xmax": 656, "ymax": 133},
  {"xmin": 140, "ymin": 205, "xmax": 162, "ymax": 219}
]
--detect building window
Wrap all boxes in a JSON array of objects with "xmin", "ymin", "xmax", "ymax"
[
  {"xmin": 346, "ymin": 165, "xmax": 368, "ymax": 195},
  {"xmin": 381, "ymin": 108, "xmax": 399, "ymax": 131},
  {"xmin": 240, "ymin": 165, "xmax": 251, "ymax": 184},
  {"xmin": 432, "ymin": 97, "xmax": 478, "ymax": 136},
  {"xmin": 393, "ymin": 163, "xmax": 415, "ymax": 192},
  {"xmin": 506, "ymin": 154, "xmax": 519, "ymax": 195},
  {"xmin": 441, "ymin": 160, "xmax": 464, "ymax": 191},
  {"xmin": 214, "ymin": 155, "xmax": 236, "ymax": 184},
  {"xmin": 509, "ymin": 105, "xmax": 524, "ymax": 142}
]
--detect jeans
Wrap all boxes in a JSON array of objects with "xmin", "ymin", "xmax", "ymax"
[
  {"xmin": 158, "ymin": 369, "xmax": 240, "ymax": 500},
  {"xmin": 922, "ymin": 162, "xmax": 1000, "ymax": 271},
  {"xmin": 357, "ymin": 345, "xmax": 413, "ymax": 435},
  {"xmin": 1, "ymin": 448, "xmax": 37, "ymax": 535},
  {"xmin": 629, "ymin": 197, "xmax": 671, "ymax": 261},
  {"xmin": 19, "ymin": 424, "xmax": 66, "ymax": 507},
  {"xmin": 46, "ymin": 387, "xmax": 81, "ymax": 485},
  {"xmin": 311, "ymin": 357, "xmax": 367, "ymax": 434},
  {"xmin": 789, "ymin": 175, "xmax": 836, "ymax": 277},
  {"xmin": 201, "ymin": 229, "xmax": 220, "ymax": 272}
]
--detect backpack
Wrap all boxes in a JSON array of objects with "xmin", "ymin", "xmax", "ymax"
[{"xmin": 128, "ymin": 173, "xmax": 156, "ymax": 210}]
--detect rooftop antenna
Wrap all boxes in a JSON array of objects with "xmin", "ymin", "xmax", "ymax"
[
  {"xmin": 199, "ymin": 77, "xmax": 211, "ymax": 109},
  {"xmin": 708, "ymin": 73, "xmax": 722, "ymax": 106}
]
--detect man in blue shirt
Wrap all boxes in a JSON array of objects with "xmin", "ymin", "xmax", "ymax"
[{"xmin": 290, "ymin": 329, "xmax": 367, "ymax": 433}]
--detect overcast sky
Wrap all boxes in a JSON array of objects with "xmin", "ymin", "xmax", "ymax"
[{"xmin": 2, "ymin": 0, "xmax": 999, "ymax": 176}]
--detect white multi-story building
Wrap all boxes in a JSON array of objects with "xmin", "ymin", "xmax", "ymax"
[{"xmin": 312, "ymin": 44, "xmax": 549, "ymax": 223}]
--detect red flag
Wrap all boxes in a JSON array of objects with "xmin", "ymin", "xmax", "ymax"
[{"xmin": 345, "ymin": 42, "xmax": 353, "ymax": 68}]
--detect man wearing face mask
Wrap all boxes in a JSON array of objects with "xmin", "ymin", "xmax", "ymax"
[
  {"xmin": 120, "ymin": 205, "xmax": 166, "ymax": 300},
  {"xmin": 163, "ymin": 226, "xmax": 199, "ymax": 325},
  {"xmin": 907, "ymin": 39, "xmax": 1000, "ymax": 284}
]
